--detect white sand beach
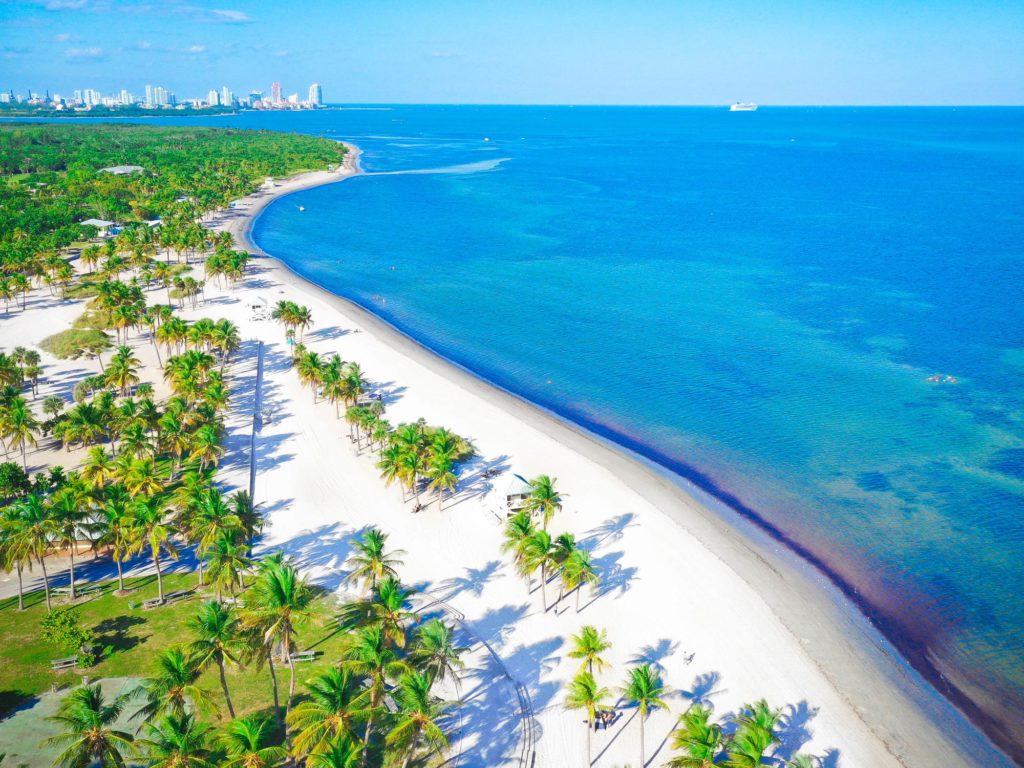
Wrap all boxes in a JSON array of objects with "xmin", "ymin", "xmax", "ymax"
[{"xmin": 3, "ymin": 144, "xmax": 1011, "ymax": 767}]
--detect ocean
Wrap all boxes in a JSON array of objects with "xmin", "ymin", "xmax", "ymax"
[{"xmin": 50, "ymin": 106, "xmax": 1024, "ymax": 758}]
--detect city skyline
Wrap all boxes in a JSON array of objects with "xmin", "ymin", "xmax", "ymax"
[
  {"xmin": 0, "ymin": 78, "xmax": 324, "ymax": 111},
  {"xmin": 0, "ymin": 0, "xmax": 1021, "ymax": 105}
]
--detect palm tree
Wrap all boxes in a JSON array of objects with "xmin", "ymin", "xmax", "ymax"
[
  {"xmin": 139, "ymin": 712, "xmax": 214, "ymax": 768},
  {"xmin": 287, "ymin": 667, "xmax": 374, "ymax": 759},
  {"xmin": 344, "ymin": 527, "xmax": 405, "ymax": 593},
  {"xmin": 722, "ymin": 700, "xmax": 780, "ymax": 768},
  {"xmin": 409, "ymin": 618, "xmax": 467, "ymax": 687},
  {"xmin": 190, "ymin": 601, "xmax": 246, "ymax": 719},
  {"xmin": 568, "ymin": 625, "xmax": 611, "ymax": 677},
  {"xmin": 49, "ymin": 482, "xmax": 91, "ymax": 600},
  {"xmin": 562, "ymin": 548, "xmax": 600, "ymax": 612},
  {"xmin": 243, "ymin": 559, "xmax": 313, "ymax": 730},
  {"xmin": 0, "ymin": 504, "xmax": 32, "ymax": 610},
  {"xmin": 133, "ymin": 647, "xmax": 218, "ymax": 723},
  {"xmin": 185, "ymin": 487, "xmax": 241, "ymax": 587},
  {"xmin": 426, "ymin": 449, "xmax": 458, "ymax": 511},
  {"xmin": 501, "ymin": 510, "xmax": 536, "ymax": 591},
  {"xmin": 564, "ymin": 670, "xmax": 610, "ymax": 767},
  {"xmin": 98, "ymin": 486, "xmax": 134, "ymax": 594},
  {"xmin": 622, "ymin": 663, "xmax": 667, "ymax": 767},
  {"xmin": 376, "ymin": 445, "xmax": 406, "ymax": 501},
  {"xmin": 666, "ymin": 704, "xmax": 724, "ymax": 768},
  {"xmin": 128, "ymin": 495, "xmax": 178, "ymax": 603},
  {"xmin": 188, "ymin": 424, "xmax": 224, "ymax": 472},
  {"xmin": 307, "ymin": 736, "xmax": 362, "ymax": 768},
  {"xmin": 41, "ymin": 684, "xmax": 136, "ymax": 768},
  {"xmin": 2, "ymin": 395, "xmax": 39, "ymax": 470},
  {"xmin": 82, "ymin": 446, "xmax": 117, "ymax": 489},
  {"xmin": 229, "ymin": 490, "xmax": 264, "ymax": 551},
  {"xmin": 523, "ymin": 474, "xmax": 563, "ymax": 530},
  {"xmin": 344, "ymin": 577, "xmax": 417, "ymax": 649},
  {"xmin": 106, "ymin": 346, "xmax": 141, "ymax": 396},
  {"xmin": 386, "ymin": 671, "xmax": 452, "ymax": 768},
  {"xmin": 523, "ymin": 529, "xmax": 555, "ymax": 611},
  {"xmin": 219, "ymin": 715, "xmax": 288, "ymax": 768},
  {"xmin": 205, "ymin": 535, "xmax": 253, "ymax": 600},
  {"xmin": 343, "ymin": 624, "xmax": 412, "ymax": 766},
  {"xmin": 13, "ymin": 493, "xmax": 56, "ymax": 611},
  {"xmin": 399, "ymin": 450, "xmax": 425, "ymax": 508}
]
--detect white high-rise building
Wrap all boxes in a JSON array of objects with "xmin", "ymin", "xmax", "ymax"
[
  {"xmin": 287, "ymin": 92, "xmax": 299, "ymax": 104},
  {"xmin": 308, "ymin": 83, "xmax": 322, "ymax": 106},
  {"xmin": 73, "ymin": 89, "xmax": 82, "ymax": 103},
  {"xmin": 84, "ymin": 89, "xmax": 100, "ymax": 107},
  {"xmin": 221, "ymin": 85, "xmax": 232, "ymax": 106},
  {"xmin": 208, "ymin": 89, "xmax": 220, "ymax": 106},
  {"xmin": 119, "ymin": 89, "xmax": 133, "ymax": 105},
  {"xmin": 144, "ymin": 84, "xmax": 153, "ymax": 105},
  {"xmin": 153, "ymin": 86, "xmax": 168, "ymax": 106}
]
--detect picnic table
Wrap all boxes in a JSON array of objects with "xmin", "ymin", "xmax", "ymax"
[
  {"xmin": 289, "ymin": 650, "xmax": 318, "ymax": 663},
  {"xmin": 51, "ymin": 656, "xmax": 77, "ymax": 671}
]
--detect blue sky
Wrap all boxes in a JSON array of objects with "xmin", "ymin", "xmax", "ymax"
[{"xmin": 0, "ymin": 0, "xmax": 1022, "ymax": 104}]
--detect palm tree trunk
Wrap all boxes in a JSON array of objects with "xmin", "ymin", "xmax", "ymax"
[
  {"xmin": 586, "ymin": 714, "xmax": 592, "ymax": 767},
  {"xmin": 218, "ymin": 659, "xmax": 236, "ymax": 719},
  {"xmin": 640, "ymin": 712, "xmax": 645, "ymax": 767},
  {"xmin": 116, "ymin": 556, "xmax": 125, "ymax": 593},
  {"xmin": 154, "ymin": 551, "xmax": 163, "ymax": 601},
  {"xmin": 267, "ymin": 653, "xmax": 282, "ymax": 728},
  {"xmin": 286, "ymin": 654, "xmax": 296, "ymax": 726},
  {"xmin": 197, "ymin": 558, "xmax": 204, "ymax": 587},
  {"xmin": 21, "ymin": 442, "xmax": 27, "ymax": 471},
  {"xmin": 539, "ymin": 564, "xmax": 548, "ymax": 611},
  {"xmin": 39, "ymin": 554, "xmax": 51, "ymax": 612},
  {"xmin": 401, "ymin": 729, "xmax": 422, "ymax": 768},
  {"xmin": 16, "ymin": 562, "xmax": 24, "ymax": 610},
  {"xmin": 68, "ymin": 545, "xmax": 76, "ymax": 600}
]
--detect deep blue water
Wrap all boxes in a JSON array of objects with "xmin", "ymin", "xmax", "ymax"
[{"xmin": 26, "ymin": 107, "xmax": 1024, "ymax": 756}]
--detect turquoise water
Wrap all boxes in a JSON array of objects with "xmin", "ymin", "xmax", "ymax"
[
  {"xmin": 47, "ymin": 107, "xmax": 1024, "ymax": 757},
  {"xmin": 252, "ymin": 106, "xmax": 1024, "ymax": 759}
]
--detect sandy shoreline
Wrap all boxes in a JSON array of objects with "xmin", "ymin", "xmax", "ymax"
[{"xmin": 214, "ymin": 148, "xmax": 1010, "ymax": 767}]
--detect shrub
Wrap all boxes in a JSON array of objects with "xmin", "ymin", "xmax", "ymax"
[
  {"xmin": 39, "ymin": 328, "xmax": 112, "ymax": 360},
  {"xmin": 0, "ymin": 461, "xmax": 30, "ymax": 500},
  {"xmin": 40, "ymin": 607, "xmax": 93, "ymax": 653}
]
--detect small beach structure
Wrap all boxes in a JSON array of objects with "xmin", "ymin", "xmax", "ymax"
[
  {"xmin": 99, "ymin": 164, "xmax": 144, "ymax": 175},
  {"xmin": 250, "ymin": 295, "xmax": 269, "ymax": 321},
  {"xmin": 505, "ymin": 473, "xmax": 533, "ymax": 513},
  {"xmin": 79, "ymin": 218, "xmax": 115, "ymax": 237}
]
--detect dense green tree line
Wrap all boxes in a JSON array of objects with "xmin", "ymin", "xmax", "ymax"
[{"xmin": 0, "ymin": 123, "xmax": 345, "ymax": 270}]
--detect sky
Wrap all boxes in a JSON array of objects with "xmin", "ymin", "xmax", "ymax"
[{"xmin": 0, "ymin": 0, "xmax": 1022, "ymax": 105}]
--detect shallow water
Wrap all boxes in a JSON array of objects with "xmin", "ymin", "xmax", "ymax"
[{"xmin": 50, "ymin": 106, "xmax": 1024, "ymax": 757}]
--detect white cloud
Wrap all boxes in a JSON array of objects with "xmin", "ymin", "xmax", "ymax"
[
  {"xmin": 210, "ymin": 9, "xmax": 250, "ymax": 23},
  {"xmin": 54, "ymin": 32, "xmax": 79, "ymax": 42},
  {"xmin": 187, "ymin": 44, "xmax": 206, "ymax": 53},
  {"xmin": 64, "ymin": 46, "xmax": 104, "ymax": 59},
  {"xmin": 137, "ymin": 40, "xmax": 152, "ymax": 49},
  {"xmin": 272, "ymin": 49, "xmax": 288, "ymax": 57}
]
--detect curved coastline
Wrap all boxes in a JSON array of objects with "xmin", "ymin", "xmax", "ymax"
[{"xmin": 229, "ymin": 144, "xmax": 1013, "ymax": 767}]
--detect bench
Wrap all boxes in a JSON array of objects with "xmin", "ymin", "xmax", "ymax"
[
  {"xmin": 289, "ymin": 650, "xmax": 318, "ymax": 663},
  {"xmin": 51, "ymin": 656, "xmax": 77, "ymax": 671},
  {"xmin": 53, "ymin": 584, "xmax": 102, "ymax": 598},
  {"xmin": 163, "ymin": 590, "xmax": 191, "ymax": 604},
  {"xmin": 142, "ymin": 597, "xmax": 164, "ymax": 610}
]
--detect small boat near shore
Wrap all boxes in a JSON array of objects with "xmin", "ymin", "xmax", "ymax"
[{"xmin": 730, "ymin": 102, "xmax": 758, "ymax": 111}]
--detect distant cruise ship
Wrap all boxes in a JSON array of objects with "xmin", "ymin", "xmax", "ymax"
[{"xmin": 729, "ymin": 102, "xmax": 758, "ymax": 112}]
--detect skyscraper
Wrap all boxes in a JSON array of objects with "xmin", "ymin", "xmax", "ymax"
[
  {"xmin": 208, "ymin": 89, "xmax": 220, "ymax": 107},
  {"xmin": 144, "ymin": 84, "xmax": 153, "ymax": 105},
  {"xmin": 153, "ymin": 86, "xmax": 168, "ymax": 106},
  {"xmin": 308, "ymin": 82, "xmax": 323, "ymax": 106},
  {"xmin": 221, "ymin": 85, "xmax": 232, "ymax": 106},
  {"xmin": 271, "ymin": 81, "xmax": 282, "ymax": 104}
]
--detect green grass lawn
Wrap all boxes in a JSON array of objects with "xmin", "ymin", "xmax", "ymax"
[{"xmin": 0, "ymin": 570, "xmax": 348, "ymax": 723}]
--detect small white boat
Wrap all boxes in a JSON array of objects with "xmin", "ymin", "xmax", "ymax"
[
  {"xmin": 730, "ymin": 102, "xmax": 758, "ymax": 112},
  {"xmin": 298, "ymin": 205, "xmax": 306, "ymax": 212}
]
